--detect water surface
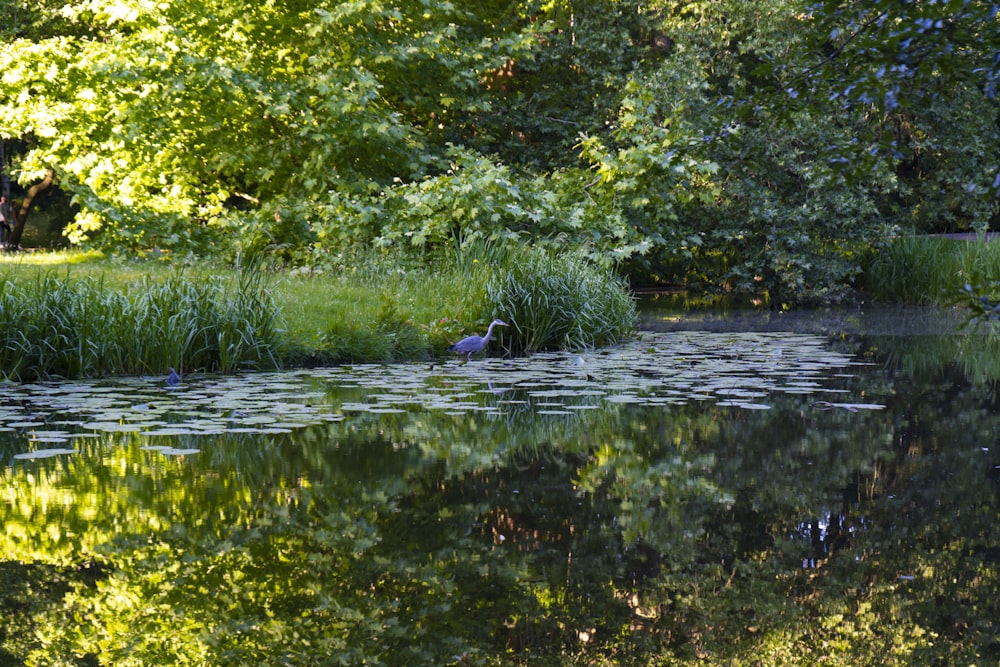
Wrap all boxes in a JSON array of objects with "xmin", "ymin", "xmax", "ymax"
[{"xmin": 2, "ymin": 309, "xmax": 998, "ymax": 665}]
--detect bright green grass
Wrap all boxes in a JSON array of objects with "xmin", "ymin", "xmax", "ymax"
[
  {"xmin": 0, "ymin": 251, "xmax": 465, "ymax": 351},
  {"xmin": 274, "ymin": 263, "xmax": 491, "ymax": 363},
  {"xmin": 0, "ymin": 248, "xmax": 106, "ymax": 267}
]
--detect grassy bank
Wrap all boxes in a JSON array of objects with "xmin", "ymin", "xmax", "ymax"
[{"xmin": 0, "ymin": 247, "xmax": 636, "ymax": 380}]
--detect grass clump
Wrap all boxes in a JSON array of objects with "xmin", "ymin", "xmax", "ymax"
[
  {"xmin": 0, "ymin": 264, "xmax": 281, "ymax": 380},
  {"xmin": 864, "ymin": 235, "xmax": 1000, "ymax": 304},
  {"xmin": 130, "ymin": 268, "xmax": 281, "ymax": 374},
  {"xmin": 275, "ymin": 250, "xmax": 476, "ymax": 364},
  {"xmin": 485, "ymin": 246, "xmax": 637, "ymax": 353}
]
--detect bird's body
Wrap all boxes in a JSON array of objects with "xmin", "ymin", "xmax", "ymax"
[{"xmin": 449, "ymin": 319, "xmax": 508, "ymax": 360}]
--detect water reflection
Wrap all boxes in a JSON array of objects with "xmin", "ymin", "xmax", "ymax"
[{"xmin": 2, "ymin": 325, "xmax": 999, "ymax": 665}]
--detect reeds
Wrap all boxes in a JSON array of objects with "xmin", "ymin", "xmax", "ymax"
[
  {"xmin": 0, "ymin": 245, "xmax": 638, "ymax": 375},
  {"xmin": 485, "ymin": 247, "xmax": 637, "ymax": 352},
  {"xmin": 0, "ymin": 266, "xmax": 281, "ymax": 380},
  {"xmin": 864, "ymin": 235, "xmax": 1000, "ymax": 304}
]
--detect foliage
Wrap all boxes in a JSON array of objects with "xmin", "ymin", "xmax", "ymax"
[
  {"xmin": 863, "ymin": 236, "xmax": 1000, "ymax": 304},
  {"xmin": 2, "ymin": 0, "xmax": 999, "ymax": 303},
  {"xmin": 959, "ymin": 279, "xmax": 1000, "ymax": 327},
  {"xmin": 311, "ymin": 244, "xmax": 638, "ymax": 361},
  {"xmin": 0, "ymin": 0, "xmax": 525, "ymax": 248},
  {"xmin": 0, "ymin": 249, "xmax": 636, "ymax": 375},
  {"xmin": 797, "ymin": 0, "xmax": 1000, "ymax": 149},
  {"xmin": 584, "ymin": 0, "xmax": 998, "ymax": 300},
  {"xmin": 588, "ymin": 0, "xmax": 900, "ymax": 303},
  {"xmin": 769, "ymin": 0, "xmax": 985, "ymax": 293},
  {"xmin": 762, "ymin": 0, "xmax": 1000, "ymax": 216}
]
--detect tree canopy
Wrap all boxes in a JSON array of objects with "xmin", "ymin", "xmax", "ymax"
[{"xmin": 1, "ymin": 0, "xmax": 998, "ymax": 302}]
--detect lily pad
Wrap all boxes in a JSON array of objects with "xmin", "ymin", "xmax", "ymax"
[
  {"xmin": 140, "ymin": 446, "xmax": 201, "ymax": 456},
  {"xmin": 14, "ymin": 448, "xmax": 77, "ymax": 459},
  {"xmin": 0, "ymin": 331, "xmax": 877, "ymax": 451}
]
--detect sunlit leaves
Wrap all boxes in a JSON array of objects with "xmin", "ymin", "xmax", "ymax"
[
  {"xmin": 2, "ymin": 0, "xmax": 998, "ymax": 305},
  {"xmin": 0, "ymin": 0, "xmax": 519, "ymax": 250}
]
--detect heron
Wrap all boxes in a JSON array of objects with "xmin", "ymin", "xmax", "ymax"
[{"xmin": 449, "ymin": 319, "xmax": 509, "ymax": 361}]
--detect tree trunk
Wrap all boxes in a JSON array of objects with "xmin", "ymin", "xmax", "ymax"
[{"xmin": 8, "ymin": 169, "xmax": 54, "ymax": 249}]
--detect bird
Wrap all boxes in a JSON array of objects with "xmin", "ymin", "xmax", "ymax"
[
  {"xmin": 448, "ymin": 319, "xmax": 509, "ymax": 361},
  {"xmin": 165, "ymin": 368, "xmax": 181, "ymax": 387}
]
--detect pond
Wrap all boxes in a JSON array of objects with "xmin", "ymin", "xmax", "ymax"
[{"xmin": 2, "ymin": 305, "xmax": 998, "ymax": 666}]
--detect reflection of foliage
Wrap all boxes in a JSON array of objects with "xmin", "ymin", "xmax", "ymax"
[
  {"xmin": 576, "ymin": 441, "xmax": 730, "ymax": 556},
  {"xmin": 873, "ymin": 324, "xmax": 1000, "ymax": 385},
  {"xmin": 0, "ymin": 560, "xmax": 103, "ymax": 665},
  {"xmin": 3, "ymin": 335, "xmax": 1000, "ymax": 664}
]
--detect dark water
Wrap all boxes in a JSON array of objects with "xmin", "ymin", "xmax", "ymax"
[{"xmin": 2, "ymin": 306, "xmax": 999, "ymax": 666}]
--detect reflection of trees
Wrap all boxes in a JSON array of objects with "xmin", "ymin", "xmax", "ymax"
[
  {"xmin": 0, "ymin": 430, "xmax": 314, "ymax": 565},
  {"xmin": 641, "ymin": 352, "xmax": 1000, "ymax": 664},
  {"xmin": 840, "ymin": 360, "xmax": 1000, "ymax": 663},
  {"xmin": 3, "ymin": 347, "xmax": 999, "ymax": 664}
]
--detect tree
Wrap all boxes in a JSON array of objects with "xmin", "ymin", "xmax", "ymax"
[
  {"xmin": 786, "ymin": 0, "xmax": 1000, "ymax": 226},
  {"xmin": 0, "ymin": 0, "xmax": 527, "ymax": 251},
  {"xmin": 571, "ymin": 0, "xmax": 999, "ymax": 301},
  {"xmin": 2, "ymin": 0, "xmax": 998, "ymax": 302}
]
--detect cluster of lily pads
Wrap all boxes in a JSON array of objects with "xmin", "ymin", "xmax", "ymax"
[{"xmin": 5, "ymin": 331, "xmax": 884, "ymax": 462}]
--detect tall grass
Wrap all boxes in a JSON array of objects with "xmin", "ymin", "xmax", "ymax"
[
  {"xmin": 297, "ymin": 242, "xmax": 637, "ymax": 362},
  {"xmin": 0, "ymin": 265, "xmax": 281, "ymax": 380},
  {"xmin": 485, "ymin": 246, "xmax": 637, "ymax": 352},
  {"xmin": 864, "ymin": 236, "xmax": 1000, "ymax": 304},
  {"xmin": 0, "ymin": 244, "xmax": 638, "ymax": 375},
  {"xmin": 131, "ymin": 270, "xmax": 281, "ymax": 374}
]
